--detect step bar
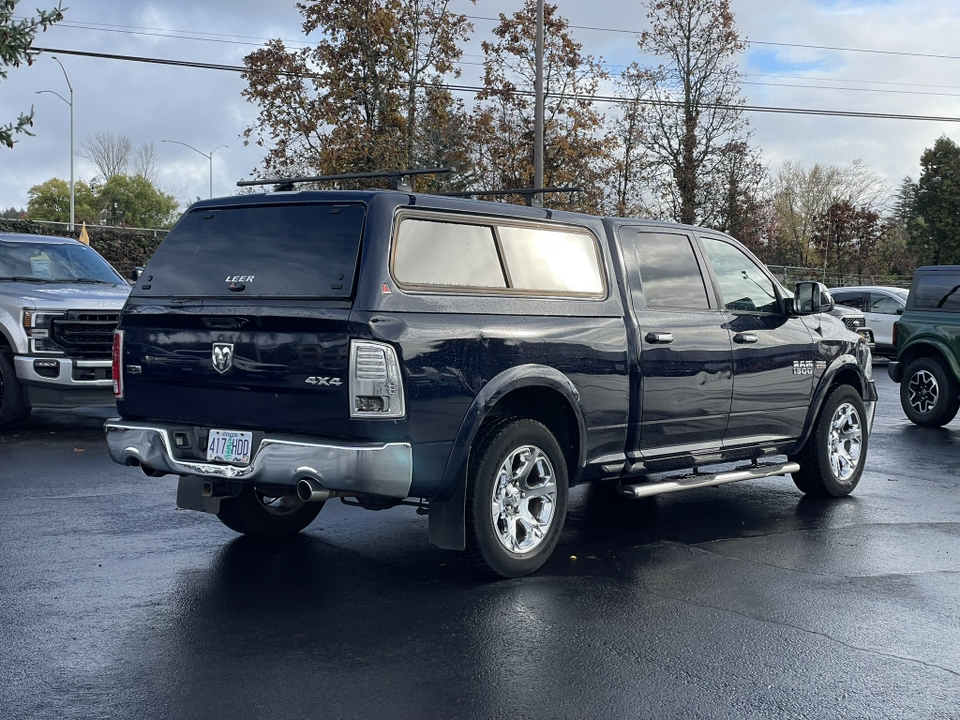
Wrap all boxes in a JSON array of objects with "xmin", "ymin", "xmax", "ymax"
[{"xmin": 617, "ymin": 461, "xmax": 800, "ymax": 499}]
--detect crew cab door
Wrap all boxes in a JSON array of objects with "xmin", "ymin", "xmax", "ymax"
[
  {"xmin": 620, "ymin": 229, "xmax": 734, "ymax": 459},
  {"xmin": 697, "ymin": 235, "xmax": 815, "ymax": 446}
]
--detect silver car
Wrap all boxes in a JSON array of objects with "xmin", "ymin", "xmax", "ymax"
[{"xmin": 828, "ymin": 286, "xmax": 908, "ymax": 358}]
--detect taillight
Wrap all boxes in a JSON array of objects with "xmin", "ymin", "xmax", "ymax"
[
  {"xmin": 112, "ymin": 329, "xmax": 124, "ymax": 398},
  {"xmin": 349, "ymin": 340, "xmax": 405, "ymax": 418}
]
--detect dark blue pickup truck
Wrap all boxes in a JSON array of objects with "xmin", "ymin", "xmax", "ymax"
[{"xmin": 104, "ymin": 187, "xmax": 876, "ymax": 577}]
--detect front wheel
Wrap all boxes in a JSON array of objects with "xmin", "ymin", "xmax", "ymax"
[
  {"xmin": 789, "ymin": 385, "xmax": 867, "ymax": 497},
  {"xmin": 899, "ymin": 357, "xmax": 960, "ymax": 427},
  {"xmin": 464, "ymin": 418, "xmax": 568, "ymax": 578},
  {"xmin": 0, "ymin": 352, "xmax": 31, "ymax": 429},
  {"xmin": 216, "ymin": 488, "xmax": 323, "ymax": 537}
]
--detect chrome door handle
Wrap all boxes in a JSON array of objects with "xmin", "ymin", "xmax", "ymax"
[
  {"xmin": 733, "ymin": 333, "xmax": 758, "ymax": 344},
  {"xmin": 645, "ymin": 332, "xmax": 674, "ymax": 344}
]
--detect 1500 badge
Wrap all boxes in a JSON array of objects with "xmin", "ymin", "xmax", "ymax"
[
  {"xmin": 793, "ymin": 360, "xmax": 827, "ymax": 375},
  {"xmin": 306, "ymin": 376, "xmax": 342, "ymax": 386}
]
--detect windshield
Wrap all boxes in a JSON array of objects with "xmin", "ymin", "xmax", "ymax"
[
  {"xmin": 0, "ymin": 240, "xmax": 125, "ymax": 284},
  {"xmin": 133, "ymin": 202, "xmax": 366, "ymax": 298}
]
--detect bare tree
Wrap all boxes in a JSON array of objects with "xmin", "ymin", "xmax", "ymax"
[
  {"xmin": 607, "ymin": 62, "xmax": 655, "ymax": 217},
  {"xmin": 79, "ymin": 131, "xmax": 132, "ymax": 181},
  {"xmin": 132, "ymin": 141, "xmax": 159, "ymax": 184},
  {"xmin": 636, "ymin": 0, "xmax": 762, "ymax": 227}
]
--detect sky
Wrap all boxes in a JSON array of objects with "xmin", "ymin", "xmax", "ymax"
[{"xmin": 3, "ymin": 0, "xmax": 960, "ymax": 220}]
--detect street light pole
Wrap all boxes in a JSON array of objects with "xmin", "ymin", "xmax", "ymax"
[
  {"xmin": 162, "ymin": 140, "xmax": 228, "ymax": 198},
  {"xmin": 36, "ymin": 56, "xmax": 74, "ymax": 230}
]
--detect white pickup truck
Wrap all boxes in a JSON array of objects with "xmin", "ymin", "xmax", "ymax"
[{"xmin": 0, "ymin": 233, "xmax": 130, "ymax": 428}]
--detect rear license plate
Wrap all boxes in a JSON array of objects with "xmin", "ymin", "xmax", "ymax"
[{"xmin": 206, "ymin": 429, "xmax": 253, "ymax": 464}]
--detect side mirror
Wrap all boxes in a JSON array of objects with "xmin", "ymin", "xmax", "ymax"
[
  {"xmin": 794, "ymin": 281, "xmax": 834, "ymax": 315},
  {"xmin": 896, "ymin": 307, "xmax": 904, "ymax": 315},
  {"xmin": 129, "ymin": 266, "xmax": 144, "ymax": 281}
]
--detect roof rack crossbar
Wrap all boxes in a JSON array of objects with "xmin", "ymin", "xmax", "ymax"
[
  {"xmin": 438, "ymin": 186, "xmax": 581, "ymax": 207},
  {"xmin": 237, "ymin": 166, "xmax": 456, "ymax": 192}
]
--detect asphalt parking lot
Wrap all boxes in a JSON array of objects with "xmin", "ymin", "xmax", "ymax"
[{"xmin": 1, "ymin": 362, "xmax": 958, "ymax": 720}]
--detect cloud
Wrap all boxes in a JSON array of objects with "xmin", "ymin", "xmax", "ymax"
[{"xmin": 3, "ymin": 0, "xmax": 959, "ymax": 217}]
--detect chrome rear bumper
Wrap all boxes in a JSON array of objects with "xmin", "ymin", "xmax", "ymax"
[{"xmin": 103, "ymin": 419, "xmax": 412, "ymax": 499}]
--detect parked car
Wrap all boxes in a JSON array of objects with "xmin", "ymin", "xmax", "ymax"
[
  {"xmin": 0, "ymin": 233, "xmax": 130, "ymax": 428},
  {"xmin": 826, "ymin": 302, "xmax": 874, "ymax": 348},
  {"xmin": 103, "ymin": 176, "xmax": 877, "ymax": 578},
  {"xmin": 828, "ymin": 286, "xmax": 908, "ymax": 358},
  {"xmin": 887, "ymin": 267, "xmax": 960, "ymax": 427}
]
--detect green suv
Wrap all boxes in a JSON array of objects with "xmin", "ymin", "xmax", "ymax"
[{"xmin": 888, "ymin": 265, "xmax": 960, "ymax": 426}]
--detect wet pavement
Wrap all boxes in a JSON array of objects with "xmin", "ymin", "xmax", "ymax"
[{"xmin": 1, "ymin": 364, "xmax": 958, "ymax": 719}]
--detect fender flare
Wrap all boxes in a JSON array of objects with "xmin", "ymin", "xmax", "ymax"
[
  {"xmin": 427, "ymin": 364, "xmax": 587, "ymax": 551},
  {"xmin": 898, "ymin": 337, "xmax": 960, "ymax": 380},
  {"xmin": 789, "ymin": 354, "xmax": 870, "ymax": 455}
]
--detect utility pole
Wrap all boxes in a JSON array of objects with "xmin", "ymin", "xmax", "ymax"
[
  {"xmin": 534, "ymin": 0, "xmax": 544, "ymax": 207},
  {"xmin": 36, "ymin": 57, "xmax": 74, "ymax": 230}
]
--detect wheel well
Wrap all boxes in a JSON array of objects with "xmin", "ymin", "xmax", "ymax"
[
  {"xmin": 831, "ymin": 364, "xmax": 864, "ymax": 397},
  {"xmin": 900, "ymin": 343, "xmax": 952, "ymax": 373},
  {"xmin": 483, "ymin": 386, "xmax": 580, "ymax": 478}
]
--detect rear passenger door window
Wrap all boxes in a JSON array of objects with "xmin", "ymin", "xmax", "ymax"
[
  {"xmin": 632, "ymin": 232, "xmax": 710, "ymax": 309},
  {"xmin": 832, "ymin": 292, "xmax": 866, "ymax": 311}
]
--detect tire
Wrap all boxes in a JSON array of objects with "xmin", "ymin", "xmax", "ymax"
[
  {"xmin": 464, "ymin": 418, "xmax": 568, "ymax": 578},
  {"xmin": 216, "ymin": 487, "xmax": 323, "ymax": 537},
  {"xmin": 899, "ymin": 357, "xmax": 960, "ymax": 428},
  {"xmin": 789, "ymin": 385, "xmax": 867, "ymax": 498},
  {"xmin": 0, "ymin": 351, "xmax": 31, "ymax": 430}
]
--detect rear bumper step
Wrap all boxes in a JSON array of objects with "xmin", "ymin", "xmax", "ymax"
[
  {"xmin": 104, "ymin": 419, "xmax": 412, "ymax": 499},
  {"xmin": 617, "ymin": 461, "xmax": 800, "ymax": 499}
]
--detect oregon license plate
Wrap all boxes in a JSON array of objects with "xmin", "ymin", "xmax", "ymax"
[{"xmin": 206, "ymin": 429, "xmax": 253, "ymax": 464}]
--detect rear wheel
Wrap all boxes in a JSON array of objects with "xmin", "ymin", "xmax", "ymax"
[
  {"xmin": 899, "ymin": 356, "xmax": 960, "ymax": 427},
  {"xmin": 789, "ymin": 385, "xmax": 866, "ymax": 497},
  {"xmin": 216, "ymin": 488, "xmax": 323, "ymax": 537},
  {"xmin": 464, "ymin": 418, "xmax": 568, "ymax": 578},
  {"xmin": 0, "ymin": 352, "xmax": 31, "ymax": 430}
]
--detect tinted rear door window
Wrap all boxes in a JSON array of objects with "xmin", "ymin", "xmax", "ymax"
[
  {"xmin": 630, "ymin": 232, "xmax": 710, "ymax": 309},
  {"xmin": 134, "ymin": 203, "xmax": 365, "ymax": 298},
  {"xmin": 914, "ymin": 274, "xmax": 960, "ymax": 310}
]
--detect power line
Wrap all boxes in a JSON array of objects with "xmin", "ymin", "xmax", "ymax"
[
  {"xmin": 463, "ymin": 14, "xmax": 960, "ymax": 62},
  {"xmin": 34, "ymin": 46, "xmax": 960, "ymax": 124},
  {"xmin": 28, "ymin": 13, "xmax": 960, "ymax": 65}
]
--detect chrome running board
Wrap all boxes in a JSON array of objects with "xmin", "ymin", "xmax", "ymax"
[{"xmin": 617, "ymin": 461, "xmax": 800, "ymax": 499}]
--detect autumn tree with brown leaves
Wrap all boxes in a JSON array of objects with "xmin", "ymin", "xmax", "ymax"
[
  {"xmin": 471, "ymin": 1, "xmax": 611, "ymax": 213},
  {"xmin": 241, "ymin": 0, "xmax": 473, "ymax": 187},
  {"xmin": 636, "ymin": 0, "xmax": 763, "ymax": 228}
]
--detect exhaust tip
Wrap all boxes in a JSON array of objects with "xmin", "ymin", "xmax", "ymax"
[{"xmin": 297, "ymin": 477, "xmax": 332, "ymax": 503}]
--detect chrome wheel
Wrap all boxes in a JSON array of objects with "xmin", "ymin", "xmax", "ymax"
[
  {"xmin": 828, "ymin": 402, "xmax": 863, "ymax": 481},
  {"xmin": 490, "ymin": 444, "xmax": 558, "ymax": 555},
  {"xmin": 907, "ymin": 369, "xmax": 939, "ymax": 414}
]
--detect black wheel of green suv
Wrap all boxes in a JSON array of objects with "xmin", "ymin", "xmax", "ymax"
[
  {"xmin": 0, "ymin": 351, "xmax": 31, "ymax": 430},
  {"xmin": 464, "ymin": 418, "xmax": 568, "ymax": 578},
  {"xmin": 216, "ymin": 487, "xmax": 323, "ymax": 537},
  {"xmin": 900, "ymin": 357, "xmax": 960, "ymax": 428},
  {"xmin": 789, "ymin": 385, "xmax": 867, "ymax": 498}
]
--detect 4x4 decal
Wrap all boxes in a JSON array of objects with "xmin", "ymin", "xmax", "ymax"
[{"xmin": 305, "ymin": 376, "xmax": 342, "ymax": 386}]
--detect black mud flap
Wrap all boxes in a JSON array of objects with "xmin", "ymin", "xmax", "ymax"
[
  {"xmin": 427, "ymin": 472, "xmax": 467, "ymax": 551},
  {"xmin": 176, "ymin": 476, "xmax": 222, "ymax": 514}
]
